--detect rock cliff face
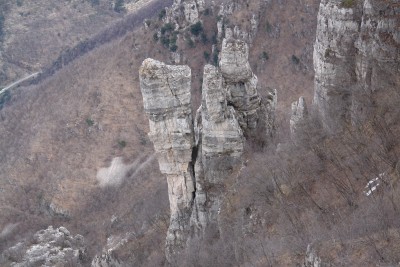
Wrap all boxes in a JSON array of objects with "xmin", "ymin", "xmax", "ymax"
[
  {"xmin": 352, "ymin": 0, "xmax": 400, "ymax": 123},
  {"xmin": 164, "ymin": 0, "xmax": 203, "ymax": 28},
  {"xmin": 220, "ymin": 38, "xmax": 263, "ymax": 132},
  {"xmin": 313, "ymin": 0, "xmax": 399, "ymax": 132},
  {"xmin": 139, "ymin": 58, "xmax": 195, "ymax": 257},
  {"xmin": 139, "ymin": 38, "xmax": 275, "ymax": 261},
  {"xmin": 190, "ymin": 64, "xmax": 244, "ymax": 238},
  {"xmin": 2, "ymin": 226, "xmax": 86, "ymax": 267}
]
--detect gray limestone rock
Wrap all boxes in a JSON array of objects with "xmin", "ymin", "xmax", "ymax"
[
  {"xmin": 313, "ymin": 0, "xmax": 399, "ymax": 132},
  {"xmin": 164, "ymin": 0, "xmax": 203, "ymax": 28},
  {"xmin": 139, "ymin": 58, "xmax": 195, "ymax": 260},
  {"xmin": 220, "ymin": 38, "xmax": 253, "ymax": 83},
  {"xmin": 3, "ymin": 226, "xmax": 86, "ymax": 267},
  {"xmin": 216, "ymin": 3, "xmax": 259, "ymax": 45},
  {"xmin": 139, "ymin": 38, "xmax": 276, "ymax": 262}
]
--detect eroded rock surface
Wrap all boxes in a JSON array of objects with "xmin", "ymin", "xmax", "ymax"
[
  {"xmin": 220, "ymin": 38, "xmax": 272, "ymax": 134},
  {"xmin": 313, "ymin": 0, "xmax": 400, "ymax": 131},
  {"xmin": 190, "ymin": 64, "xmax": 244, "ymax": 236},
  {"xmin": 3, "ymin": 226, "xmax": 86, "ymax": 267},
  {"xmin": 139, "ymin": 38, "xmax": 276, "ymax": 261},
  {"xmin": 219, "ymin": 38, "xmax": 253, "ymax": 82},
  {"xmin": 164, "ymin": 0, "xmax": 203, "ymax": 28},
  {"xmin": 216, "ymin": 2, "xmax": 259, "ymax": 45},
  {"xmin": 139, "ymin": 58, "xmax": 195, "ymax": 258},
  {"xmin": 352, "ymin": 0, "xmax": 400, "ymax": 123}
]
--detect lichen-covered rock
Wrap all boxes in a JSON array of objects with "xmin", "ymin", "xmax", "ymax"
[
  {"xmin": 197, "ymin": 0, "xmax": 205, "ymax": 12},
  {"xmin": 220, "ymin": 38, "xmax": 275, "ymax": 138},
  {"xmin": 3, "ymin": 226, "xmax": 86, "ymax": 267},
  {"xmin": 139, "ymin": 58, "xmax": 195, "ymax": 260},
  {"xmin": 352, "ymin": 0, "xmax": 400, "ymax": 124},
  {"xmin": 215, "ymin": 3, "xmax": 259, "ymax": 45},
  {"xmin": 313, "ymin": 0, "xmax": 399, "ymax": 131},
  {"xmin": 264, "ymin": 88, "xmax": 277, "ymax": 139},
  {"xmin": 91, "ymin": 232, "xmax": 137, "ymax": 267},
  {"xmin": 220, "ymin": 38, "xmax": 252, "ymax": 83}
]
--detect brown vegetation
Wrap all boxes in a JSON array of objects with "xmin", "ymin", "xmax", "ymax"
[{"xmin": 1, "ymin": 0, "xmax": 399, "ymax": 266}]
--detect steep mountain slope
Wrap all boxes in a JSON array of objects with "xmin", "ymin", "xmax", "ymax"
[
  {"xmin": 0, "ymin": 0, "xmax": 169, "ymax": 87},
  {"xmin": 0, "ymin": 3, "xmax": 174, "ymax": 265},
  {"xmin": 0, "ymin": 0, "xmax": 319, "ymax": 265},
  {"xmin": 0, "ymin": 0, "xmax": 398, "ymax": 266}
]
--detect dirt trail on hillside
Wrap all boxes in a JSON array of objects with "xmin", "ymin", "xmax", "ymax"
[
  {"xmin": 0, "ymin": 72, "xmax": 40, "ymax": 94},
  {"xmin": 31, "ymin": 0, "xmax": 173, "ymax": 85}
]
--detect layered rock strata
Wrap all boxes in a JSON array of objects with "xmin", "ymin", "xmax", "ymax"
[
  {"xmin": 352, "ymin": 0, "xmax": 400, "ymax": 123},
  {"xmin": 139, "ymin": 38, "xmax": 275, "ymax": 261},
  {"xmin": 139, "ymin": 58, "xmax": 195, "ymax": 257},
  {"xmin": 313, "ymin": 0, "xmax": 400, "ymax": 131},
  {"xmin": 313, "ymin": 0, "xmax": 360, "ymax": 132},
  {"xmin": 91, "ymin": 253, "xmax": 122, "ymax": 267},
  {"xmin": 190, "ymin": 64, "xmax": 244, "ymax": 236},
  {"xmin": 220, "ymin": 38, "xmax": 264, "ymax": 132}
]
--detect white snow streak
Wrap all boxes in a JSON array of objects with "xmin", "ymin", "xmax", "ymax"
[{"xmin": 363, "ymin": 173, "xmax": 385, "ymax": 196}]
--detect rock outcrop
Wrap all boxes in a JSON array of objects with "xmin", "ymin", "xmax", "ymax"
[
  {"xmin": 91, "ymin": 232, "xmax": 134, "ymax": 267},
  {"xmin": 220, "ymin": 38, "xmax": 277, "ymax": 139},
  {"xmin": 303, "ymin": 245, "xmax": 322, "ymax": 267},
  {"xmin": 140, "ymin": 37, "xmax": 276, "ymax": 261},
  {"xmin": 189, "ymin": 39, "xmax": 277, "ymax": 240},
  {"xmin": 139, "ymin": 58, "xmax": 195, "ymax": 258},
  {"xmin": 164, "ymin": 0, "xmax": 204, "ymax": 28},
  {"xmin": 219, "ymin": 39, "xmax": 253, "ymax": 82},
  {"xmin": 313, "ymin": 0, "xmax": 400, "ymax": 132},
  {"xmin": 3, "ymin": 226, "xmax": 86, "ymax": 267},
  {"xmin": 352, "ymin": 0, "xmax": 400, "ymax": 124},
  {"xmin": 189, "ymin": 64, "xmax": 244, "ymax": 236}
]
